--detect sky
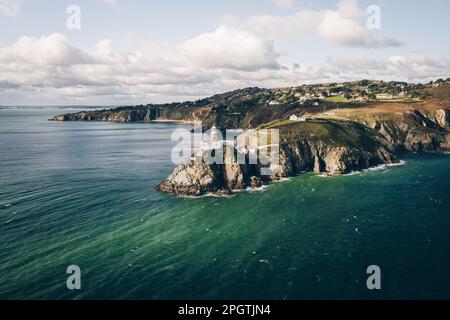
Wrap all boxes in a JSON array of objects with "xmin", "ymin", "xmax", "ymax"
[{"xmin": 0, "ymin": 0, "xmax": 449, "ymax": 105}]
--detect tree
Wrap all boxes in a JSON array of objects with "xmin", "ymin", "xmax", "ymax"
[{"xmin": 360, "ymin": 79, "xmax": 369, "ymax": 86}]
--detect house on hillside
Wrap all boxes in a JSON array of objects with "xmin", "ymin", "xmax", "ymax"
[
  {"xmin": 376, "ymin": 93, "xmax": 394, "ymax": 100},
  {"xmin": 289, "ymin": 115, "xmax": 306, "ymax": 122}
]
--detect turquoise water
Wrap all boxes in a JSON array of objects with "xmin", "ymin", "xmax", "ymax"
[{"xmin": 0, "ymin": 109, "xmax": 449, "ymax": 300}]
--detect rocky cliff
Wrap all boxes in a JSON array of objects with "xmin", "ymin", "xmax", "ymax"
[
  {"xmin": 156, "ymin": 120, "xmax": 400, "ymax": 196},
  {"xmin": 157, "ymin": 108, "xmax": 449, "ymax": 197},
  {"xmin": 49, "ymin": 82, "xmax": 449, "ymax": 197},
  {"xmin": 361, "ymin": 108, "xmax": 450, "ymax": 152}
]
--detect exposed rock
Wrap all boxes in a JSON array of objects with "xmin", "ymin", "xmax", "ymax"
[
  {"xmin": 215, "ymin": 188, "xmax": 233, "ymax": 196},
  {"xmin": 367, "ymin": 109, "xmax": 450, "ymax": 153},
  {"xmin": 223, "ymin": 147, "xmax": 246, "ymax": 190},
  {"xmin": 435, "ymin": 108, "xmax": 450, "ymax": 129},
  {"xmin": 404, "ymin": 130, "xmax": 439, "ymax": 152},
  {"xmin": 156, "ymin": 162, "xmax": 219, "ymax": 196},
  {"xmin": 224, "ymin": 163, "xmax": 245, "ymax": 190},
  {"xmin": 157, "ymin": 135, "xmax": 398, "ymax": 196},
  {"xmin": 248, "ymin": 176, "xmax": 263, "ymax": 188},
  {"xmin": 49, "ymin": 87, "xmax": 450, "ymax": 197}
]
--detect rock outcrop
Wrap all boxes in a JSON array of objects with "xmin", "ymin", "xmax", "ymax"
[
  {"xmin": 435, "ymin": 108, "xmax": 450, "ymax": 129},
  {"xmin": 156, "ymin": 132, "xmax": 398, "ymax": 197},
  {"xmin": 364, "ymin": 108, "xmax": 450, "ymax": 153},
  {"xmin": 156, "ymin": 146, "xmax": 262, "ymax": 196},
  {"xmin": 157, "ymin": 108, "xmax": 450, "ymax": 197},
  {"xmin": 50, "ymin": 86, "xmax": 449, "ymax": 197},
  {"xmin": 156, "ymin": 162, "xmax": 218, "ymax": 196}
]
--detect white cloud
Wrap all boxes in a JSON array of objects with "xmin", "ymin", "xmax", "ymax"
[
  {"xmin": 178, "ymin": 26, "xmax": 280, "ymax": 71},
  {"xmin": 0, "ymin": 0, "xmax": 25, "ymax": 16},
  {"xmin": 0, "ymin": 29, "xmax": 294, "ymax": 104},
  {"xmin": 94, "ymin": 0, "xmax": 119, "ymax": 6},
  {"xmin": 327, "ymin": 53, "xmax": 450, "ymax": 81},
  {"xmin": 337, "ymin": 0, "xmax": 362, "ymax": 20},
  {"xmin": 0, "ymin": 29, "xmax": 446, "ymax": 106},
  {"xmin": 317, "ymin": 10, "xmax": 368, "ymax": 46},
  {"xmin": 241, "ymin": 10, "xmax": 320, "ymax": 42},
  {"xmin": 0, "ymin": 0, "xmax": 445, "ymax": 105},
  {"xmin": 271, "ymin": 0, "xmax": 296, "ymax": 8},
  {"xmin": 228, "ymin": 0, "xmax": 403, "ymax": 48},
  {"xmin": 0, "ymin": 33, "xmax": 90, "ymax": 65}
]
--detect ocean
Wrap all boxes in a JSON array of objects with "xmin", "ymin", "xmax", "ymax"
[{"xmin": 0, "ymin": 108, "xmax": 449, "ymax": 299}]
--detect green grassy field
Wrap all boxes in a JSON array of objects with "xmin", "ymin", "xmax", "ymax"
[
  {"xmin": 260, "ymin": 117, "xmax": 382, "ymax": 149},
  {"xmin": 324, "ymin": 96, "xmax": 351, "ymax": 103}
]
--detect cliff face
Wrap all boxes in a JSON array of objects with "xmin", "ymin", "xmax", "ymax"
[
  {"xmin": 50, "ymin": 86, "xmax": 449, "ymax": 197},
  {"xmin": 156, "ymin": 147, "xmax": 263, "ymax": 196},
  {"xmin": 363, "ymin": 108, "xmax": 450, "ymax": 153},
  {"xmin": 157, "ymin": 108, "xmax": 450, "ymax": 197},
  {"xmin": 435, "ymin": 108, "xmax": 450, "ymax": 129},
  {"xmin": 52, "ymin": 108, "xmax": 163, "ymax": 123},
  {"xmin": 156, "ymin": 125, "xmax": 398, "ymax": 196},
  {"xmin": 50, "ymin": 87, "xmax": 264, "ymax": 126}
]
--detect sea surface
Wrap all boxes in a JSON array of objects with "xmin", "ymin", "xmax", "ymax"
[{"xmin": 0, "ymin": 108, "xmax": 449, "ymax": 300}]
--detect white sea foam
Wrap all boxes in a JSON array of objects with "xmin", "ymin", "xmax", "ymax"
[
  {"xmin": 245, "ymin": 185, "xmax": 269, "ymax": 192},
  {"xmin": 275, "ymin": 177, "xmax": 292, "ymax": 183},
  {"xmin": 317, "ymin": 160, "xmax": 406, "ymax": 177},
  {"xmin": 317, "ymin": 173, "xmax": 333, "ymax": 178},
  {"xmin": 346, "ymin": 160, "xmax": 406, "ymax": 176},
  {"xmin": 181, "ymin": 183, "xmax": 271, "ymax": 198},
  {"xmin": 182, "ymin": 160, "xmax": 407, "ymax": 197},
  {"xmin": 181, "ymin": 193, "xmax": 234, "ymax": 199}
]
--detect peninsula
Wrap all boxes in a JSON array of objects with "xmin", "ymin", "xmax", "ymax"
[{"xmin": 51, "ymin": 79, "xmax": 450, "ymax": 196}]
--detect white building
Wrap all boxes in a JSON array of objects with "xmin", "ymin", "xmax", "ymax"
[
  {"xmin": 376, "ymin": 93, "xmax": 394, "ymax": 100},
  {"xmin": 201, "ymin": 125, "xmax": 222, "ymax": 150},
  {"xmin": 289, "ymin": 115, "xmax": 306, "ymax": 122}
]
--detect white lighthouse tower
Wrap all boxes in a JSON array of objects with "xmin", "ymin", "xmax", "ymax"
[
  {"xmin": 210, "ymin": 125, "xmax": 218, "ymax": 146},
  {"xmin": 201, "ymin": 125, "xmax": 219, "ymax": 150}
]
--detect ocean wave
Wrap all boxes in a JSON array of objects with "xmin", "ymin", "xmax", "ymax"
[
  {"xmin": 346, "ymin": 160, "xmax": 406, "ymax": 175},
  {"xmin": 182, "ymin": 161, "xmax": 407, "ymax": 197},
  {"xmin": 274, "ymin": 177, "xmax": 292, "ymax": 183},
  {"xmin": 181, "ymin": 184, "xmax": 270, "ymax": 198},
  {"xmin": 181, "ymin": 193, "xmax": 235, "ymax": 199},
  {"xmin": 317, "ymin": 160, "xmax": 407, "ymax": 177},
  {"xmin": 244, "ymin": 185, "xmax": 269, "ymax": 192}
]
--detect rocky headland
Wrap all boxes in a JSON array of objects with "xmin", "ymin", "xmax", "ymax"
[{"xmin": 51, "ymin": 80, "xmax": 450, "ymax": 196}]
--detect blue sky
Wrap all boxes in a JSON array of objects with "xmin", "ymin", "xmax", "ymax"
[{"xmin": 0, "ymin": 0, "xmax": 449, "ymax": 105}]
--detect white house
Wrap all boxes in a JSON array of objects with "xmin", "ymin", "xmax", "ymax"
[
  {"xmin": 376, "ymin": 93, "xmax": 394, "ymax": 100},
  {"xmin": 289, "ymin": 115, "xmax": 306, "ymax": 122}
]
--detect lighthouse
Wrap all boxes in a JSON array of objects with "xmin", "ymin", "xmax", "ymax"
[{"xmin": 210, "ymin": 125, "xmax": 218, "ymax": 146}]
